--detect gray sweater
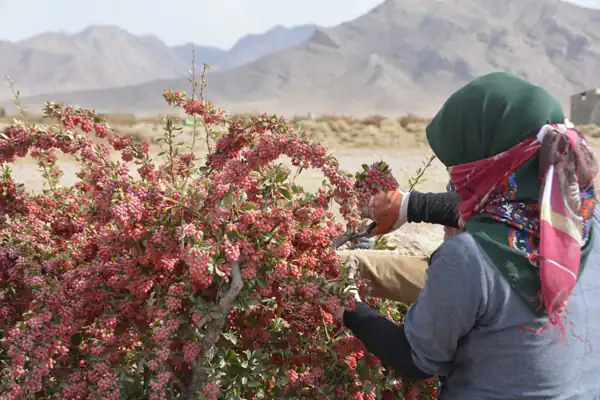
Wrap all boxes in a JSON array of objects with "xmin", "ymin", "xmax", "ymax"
[{"xmin": 404, "ymin": 210, "xmax": 600, "ymax": 399}]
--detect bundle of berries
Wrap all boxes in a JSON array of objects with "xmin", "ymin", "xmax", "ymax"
[{"xmin": 354, "ymin": 161, "xmax": 400, "ymax": 212}]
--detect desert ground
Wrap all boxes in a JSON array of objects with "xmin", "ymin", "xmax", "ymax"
[{"xmin": 3, "ymin": 115, "xmax": 600, "ymax": 258}]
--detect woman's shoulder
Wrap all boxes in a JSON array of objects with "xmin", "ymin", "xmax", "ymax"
[
  {"xmin": 431, "ymin": 231, "xmax": 484, "ymax": 264},
  {"xmin": 428, "ymin": 232, "xmax": 494, "ymax": 283},
  {"xmin": 429, "ymin": 231, "xmax": 508, "ymax": 295}
]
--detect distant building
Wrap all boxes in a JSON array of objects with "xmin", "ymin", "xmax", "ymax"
[{"xmin": 570, "ymin": 88, "xmax": 600, "ymax": 125}]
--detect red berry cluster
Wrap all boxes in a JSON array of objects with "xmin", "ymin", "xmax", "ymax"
[
  {"xmin": 0, "ymin": 91, "xmax": 439, "ymax": 398},
  {"xmin": 354, "ymin": 161, "xmax": 400, "ymax": 211}
]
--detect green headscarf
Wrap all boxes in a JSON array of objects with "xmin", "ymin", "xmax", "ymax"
[{"xmin": 426, "ymin": 72, "xmax": 594, "ymax": 316}]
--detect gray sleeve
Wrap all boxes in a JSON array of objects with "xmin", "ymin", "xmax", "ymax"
[{"xmin": 403, "ymin": 234, "xmax": 487, "ymax": 377}]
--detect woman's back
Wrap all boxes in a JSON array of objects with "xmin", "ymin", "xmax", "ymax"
[{"xmin": 405, "ymin": 208, "xmax": 600, "ymax": 399}]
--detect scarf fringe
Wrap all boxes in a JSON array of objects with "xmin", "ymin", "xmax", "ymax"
[{"xmin": 524, "ymin": 289, "xmax": 591, "ymax": 349}]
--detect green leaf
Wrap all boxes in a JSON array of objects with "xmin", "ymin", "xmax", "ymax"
[
  {"xmin": 70, "ymin": 333, "xmax": 83, "ymax": 346},
  {"xmin": 279, "ymin": 187, "xmax": 292, "ymax": 200},
  {"xmin": 245, "ymin": 298, "xmax": 259, "ymax": 306},
  {"xmin": 221, "ymin": 332, "xmax": 238, "ymax": 345}
]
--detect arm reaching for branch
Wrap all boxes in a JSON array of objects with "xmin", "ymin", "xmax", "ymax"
[
  {"xmin": 365, "ymin": 190, "xmax": 459, "ymax": 235},
  {"xmin": 407, "ymin": 191, "xmax": 459, "ymax": 228}
]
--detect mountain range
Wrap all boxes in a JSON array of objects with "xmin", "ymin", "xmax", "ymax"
[
  {"xmin": 2, "ymin": 0, "xmax": 600, "ymax": 116},
  {"xmin": 0, "ymin": 24, "xmax": 317, "ymax": 103}
]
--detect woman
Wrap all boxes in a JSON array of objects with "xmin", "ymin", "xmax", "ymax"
[{"xmin": 340, "ymin": 72, "xmax": 600, "ymax": 399}]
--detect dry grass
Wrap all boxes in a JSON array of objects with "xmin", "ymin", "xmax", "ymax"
[
  {"xmin": 578, "ymin": 124, "xmax": 600, "ymax": 139},
  {"xmin": 1, "ymin": 112, "xmax": 599, "ymax": 150},
  {"xmin": 0, "ymin": 112, "xmax": 432, "ymax": 149},
  {"xmin": 290, "ymin": 116, "xmax": 430, "ymax": 148}
]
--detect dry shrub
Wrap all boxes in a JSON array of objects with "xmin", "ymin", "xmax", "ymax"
[
  {"xmin": 140, "ymin": 113, "xmax": 186, "ymax": 125},
  {"xmin": 316, "ymin": 114, "xmax": 356, "ymax": 124},
  {"xmin": 326, "ymin": 119, "xmax": 354, "ymax": 134},
  {"xmin": 398, "ymin": 113, "xmax": 430, "ymax": 128},
  {"xmin": 578, "ymin": 124, "xmax": 600, "ymax": 138},
  {"xmin": 362, "ymin": 114, "xmax": 388, "ymax": 127},
  {"xmin": 124, "ymin": 130, "xmax": 160, "ymax": 144},
  {"xmin": 0, "ymin": 114, "xmax": 49, "ymax": 124},
  {"xmin": 231, "ymin": 112, "xmax": 260, "ymax": 122},
  {"xmin": 99, "ymin": 113, "xmax": 138, "ymax": 126}
]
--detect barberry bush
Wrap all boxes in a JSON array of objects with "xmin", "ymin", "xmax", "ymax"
[{"xmin": 0, "ymin": 86, "xmax": 439, "ymax": 399}]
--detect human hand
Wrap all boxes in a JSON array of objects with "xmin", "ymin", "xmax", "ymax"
[
  {"xmin": 335, "ymin": 287, "xmax": 361, "ymax": 319},
  {"xmin": 347, "ymin": 236, "xmax": 375, "ymax": 250},
  {"xmin": 362, "ymin": 190, "xmax": 410, "ymax": 235},
  {"xmin": 334, "ymin": 256, "xmax": 362, "ymax": 320}
]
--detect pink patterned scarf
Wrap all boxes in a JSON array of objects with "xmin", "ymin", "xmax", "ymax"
[{"xmin": 449, "ymin": 123, "xmax": 597, "ymax": 325}]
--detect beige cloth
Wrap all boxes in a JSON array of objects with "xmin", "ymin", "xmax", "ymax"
[{"xmin": 336, "ymin": 249, "xmax": 430, "ymax": 304}]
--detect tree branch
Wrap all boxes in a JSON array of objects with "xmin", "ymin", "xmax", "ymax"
[{"xmin": 186, "ymin": 261, "xmax": 244, "ymax": 398}]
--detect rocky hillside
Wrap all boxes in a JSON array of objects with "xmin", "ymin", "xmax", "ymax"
[
  {"xmin": 0, "ymin": 24, "xmax": 317, "ymax": 102},
  {"xmin": 7, "ymin": 0, "xmax": 600, "ymax": 116}
]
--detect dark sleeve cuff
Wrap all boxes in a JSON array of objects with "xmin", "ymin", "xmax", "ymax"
[
  {"xmin": 407, "ymin": 191, "xmax": 460, "ymax": 228},
  {"xmin": 343, "ymin": 302, "xmax": 433, "ymax": 380}
]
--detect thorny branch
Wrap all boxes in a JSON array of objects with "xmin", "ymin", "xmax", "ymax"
[
  {"xmin": 198, "ymin": 63, "xmax": 213, "ymax": 154},
  {"xmin": 188, "ymin": 46, "xmax": 200, "ymax": 155},
  {"xmin": 5, "ymin": 76, "xmax": 27, "ymax": 118},
  {"xmin": 187, "ymin": 261, "xmax": 244, "ymax": 399},
  {"xmin": 407, "ymin": 154, "xmax": 436, "ymax": 192}
]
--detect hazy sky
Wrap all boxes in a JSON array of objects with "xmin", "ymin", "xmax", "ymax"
[{"xmin": 1, "ymin": 0, "xmax": 599, "ymax": 49}]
